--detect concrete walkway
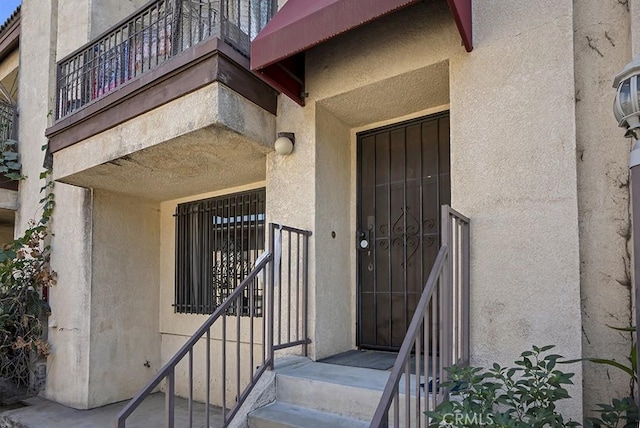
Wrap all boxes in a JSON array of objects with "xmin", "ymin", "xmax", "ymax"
[{"xmin": 0, "ymin": 393, "xmax": 224, "ymax": 428}]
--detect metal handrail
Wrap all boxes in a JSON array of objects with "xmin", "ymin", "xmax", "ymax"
[
  {"xmin": 268, "ymin": 223, "xmax": 312, "ymax": 366},
  {"xmin": 370, "ymin": 205, "xmax": 470, "ymax": 427},
  {"xmin": 116, "ymin": 223, "xmax": 312, "ymax": 428},
  {"xmin": 116, "ymin": 253, "xmax": 272, "ymax": 428},
  {"xmin": 55, "ymin": 0, "xmax": 277, "ymax": 120}
]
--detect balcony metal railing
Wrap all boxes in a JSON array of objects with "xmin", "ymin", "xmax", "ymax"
[
  {"xmin": 116, "ymin": 224, "xmax": 311, "ymax": 428},
  {"xmin": 0, "ymin": 100, "xmax": 20, "ymax": 190},
  {"xmin": 370, "ymin": 206, "xmax": 470, "ymax": 427},
  {"xmin": 55, "ymin": 0, "xmax": 277, "ymax": 120}
]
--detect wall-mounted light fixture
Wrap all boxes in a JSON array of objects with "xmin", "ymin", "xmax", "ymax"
[{"xmin": 275, "ymin": 132, "xmax": 295, "ymax": 155}]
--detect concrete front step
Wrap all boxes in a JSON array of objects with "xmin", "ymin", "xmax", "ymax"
[
  {"xmin": 246, "ymin": 357, "xmax": 435, "ymax": 428},
  {"xmin": 275, "ymin": 360, "xmax": 390, "ymax": 421},
  {"xmin": 248, "ymin": 402, "xmax": 369, "ymax": 428}
]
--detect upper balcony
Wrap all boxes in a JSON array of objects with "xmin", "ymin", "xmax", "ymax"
[
  {"xmin": 45, "ymin": 0, "xmax": 279, "ymax": 201},
  {"xmin": 54, "ymin": 0, "xmax": 275, "ymax": 121}
]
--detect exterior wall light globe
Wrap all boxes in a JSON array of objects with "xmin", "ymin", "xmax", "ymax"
[
  {"xmin": 275, "ymin": 136, "xmax": 294, "ymax": 155},
  {"xmin": 613, "ymin": 56, "xmax": 640, "ymax": 139}
]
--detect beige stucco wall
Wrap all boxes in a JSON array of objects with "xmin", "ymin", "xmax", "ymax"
[
  {"xmin": 57, "ymin": 0, "xmax": 149, "ymax": 59},
  {"xmin": 266, "ymin": 97, "xmax": 317, "ymax": 355},
  {"xmin": 87, "ymin": 189, "xmax": 161, "ymax": 407},
  {"xmin": 45, "ymin": 187, "xmax": 94, "ymax": 408},
  {"xmin": 89, "ymin": 0, "xmax": 148, "ymax": 39},
  {"xmin": 450, "ymin": 0, "xmax": 583, "ymax": 420},
  {"xmin": 33, "ymin": 0, "xmax": 104, "ymax": 409},
  {"xmin": 574, "ymin": 0, "xmax": 634, "ymax": 415},
  {"xmin": 56, "ymin": 0, "xmax": 90, "ymax": 59},
  {"xmin": 631, "ymin": 0, "xmax": 640, "ymax": 55},
  {"xmin": 312, "ymin": 106, "xmax": 352, "ymax": 359},
  {"xmin": 19, "ymin": 0, "xmax": 94, "ymax": 410}
]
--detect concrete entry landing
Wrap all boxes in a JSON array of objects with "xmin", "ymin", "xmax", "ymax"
[
  {"xmin": 0, "ymin": 393, "xmax": 223, "ymax": 428},
  {"xmin": 319, "ymin": 350, "xmax": 399, "ymax": 370},
  {"xmin": 319, "ymin": 350, "xmax": 430, "ymax": 375}
]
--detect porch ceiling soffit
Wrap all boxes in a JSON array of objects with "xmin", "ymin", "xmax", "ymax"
[
  {"xmin": 54, "ymin": 124, "xmax": 270, "ymax": 201},
  {"xmin": 250, "ymin": 0, "xmax": 472, "ymax": 106},
  {"xmin": 317, "ymin": 61, "xmax": 450, "ymax": 128}
]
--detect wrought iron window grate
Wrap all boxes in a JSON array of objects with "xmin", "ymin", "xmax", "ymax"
[
  {"xmin": 174, "ymin": 188, "xmax": 265, "ymax": 315},
  {"xmin": 55, "ymin": 0, "xmax": 277, "ymax": 120}
]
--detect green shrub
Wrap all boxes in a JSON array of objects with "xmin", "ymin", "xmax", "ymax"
[{"xmin": 426, "ymin": 345, "xmax": 580, "ymax": 427}]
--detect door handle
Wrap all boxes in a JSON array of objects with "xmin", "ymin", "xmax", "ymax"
[{"xmin": 357, "ymin": 230, "xmax": 370, "ymax": 250}]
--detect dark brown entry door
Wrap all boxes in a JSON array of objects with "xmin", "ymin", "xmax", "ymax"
[{"xmin": 357, "ymin": 114, "xmax": 450, "ymax": 350}]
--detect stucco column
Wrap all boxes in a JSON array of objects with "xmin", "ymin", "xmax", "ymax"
[
  {"xmin": 19, "ymin": 0, "xmax": 95, "ymax": 409},
  {"xmin": 631, "ymin": 145, "xmax": 640, "ymax": 406},
  {"xmin": 450, "ymin": 0, "xmax": 583, "ymax": 421},
  {"xmin": 631, "ymin": 0, "xmax": 640, "ymax": 357},
  {"xmin": 631, "ymin": 0, "xmax": 640, "ymax": 56}
]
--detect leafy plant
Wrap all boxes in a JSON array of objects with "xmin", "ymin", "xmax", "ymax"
[
  {"xmin": 569, "ymin": 326, "xmax": 639, "ymax": 428},
  {"xmin": 0, "ymin": 139, "xmax": 23, "ymax": 182},
  {"xmin": 426, "ymin": 345, "xmax": 580, "ymax": 427},
  {"xmin": 588, "ymin": 397, "xmax": 637, "ymax": 428},
  {"xmin": 0, "ymin": 167, "xmax": 55, "ymax": 391}
]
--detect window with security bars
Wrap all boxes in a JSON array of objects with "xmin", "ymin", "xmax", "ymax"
[{"xmin": 174, "ymin": 188, "xmax": 265, "ymax": 315}]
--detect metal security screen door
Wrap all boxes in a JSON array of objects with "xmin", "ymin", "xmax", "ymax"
[{"xmin": 357, "ymin": 113, "xmax": 450, "ymax": 350}]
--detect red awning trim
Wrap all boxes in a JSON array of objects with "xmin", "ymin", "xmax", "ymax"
[
  {"xmin": 251, "ymin": 0, "xmax": 420, "ymax": 71},
  {"xmin": 255, "ymin": 53, "xmax": 306, "ymax": 107},
  {"xmin": 447, "ymin": 0, "xmax": 473, "ymax": 52},
  {"xmin": 251, "ymin": 0, "xmax": 473, "ymax": 106}
]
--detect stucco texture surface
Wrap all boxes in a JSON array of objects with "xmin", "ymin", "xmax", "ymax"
[
  {"xmin": 450, "ymin": 0, "xmax": 583, "ymax": 420},
  {"xmin": 19, "ymin": 0, "xmax": 96, "ymax": 410},
  {"xmin": 574, "ymin": 0, "xmax": 634, "ymax": 416},
  {"xmin": 87, "ymin": 190, "xmax": 161, "ymax": 408},
  {"xmin": 266, "ymin": 96, "xmax": 318, "ymax": 358}
]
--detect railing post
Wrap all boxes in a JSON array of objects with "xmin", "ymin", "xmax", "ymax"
[
  {"xmin": 268, "ymin": 223, "xmax": 277, "ymax": 368},
  {"xmin": 440, "ymin": 206, "xmax": 453, "ymax": 390},
  {"xmin": 55, "ymin": 63, "xmax": 61, "ymax": 120},
  {"xmin": 302, "ymin": 233, "xmax": 309, "ymax": 356},
  {"xmin": 462, "ymin": 220, "xmax": 470, "ymax": 365},
  {"xmin": 171, "ymin": 0, "xmax": 183, "ymax": 55},
  {"xmin": 10, "ymin": 104, "xmax": 17, "ymax": 141},
  {"xmin": 166, "ymin": 368, "xmax": 175, "ymax": 428}
]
